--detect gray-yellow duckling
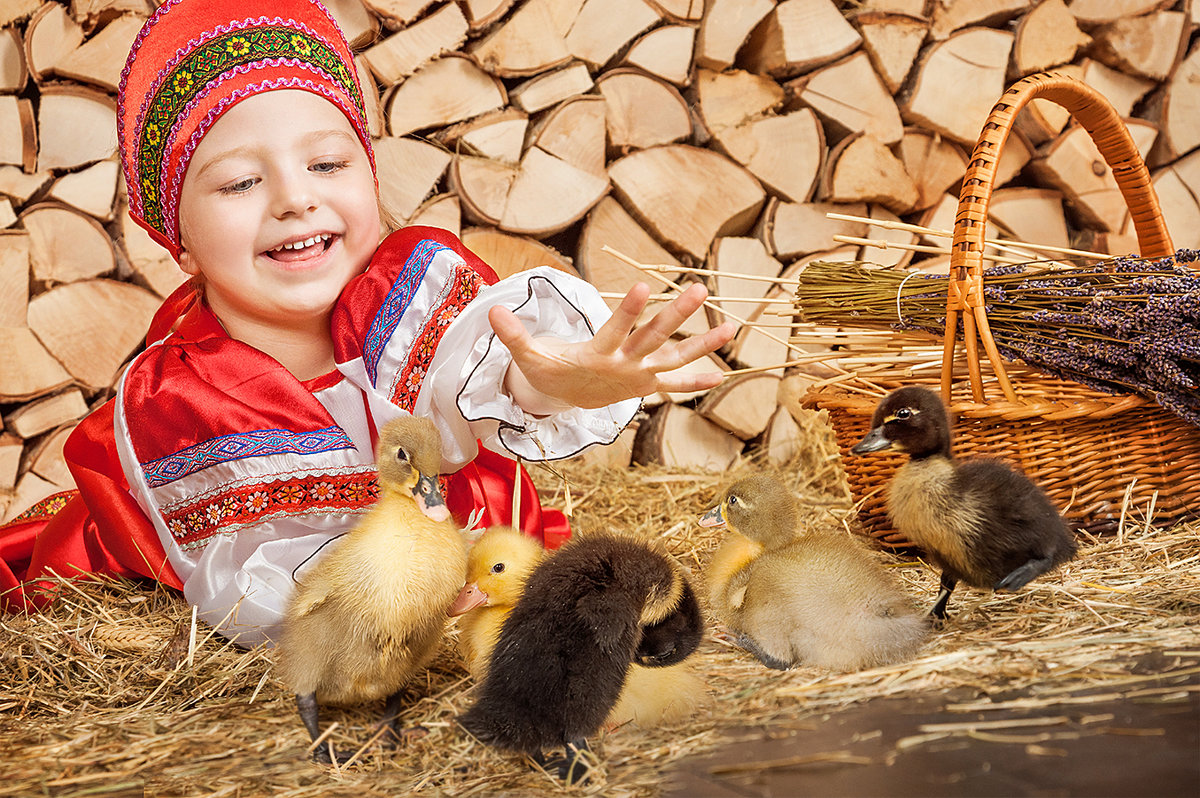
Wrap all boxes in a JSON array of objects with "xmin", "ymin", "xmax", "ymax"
[
  {"xmin": 701, "ymin": 474, "xmax": 928, "ymax": 671},
  {"xmin": 851, "ymin": 386, "xmax": 1077, "ymax": 619},
  {"xmin": 276, "ymin": 415, "xmax": 467, "ymax": 763}
]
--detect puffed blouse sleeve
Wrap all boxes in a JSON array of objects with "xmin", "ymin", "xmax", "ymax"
[{"xmin": 332, "ymin": 227, "xmax": 640, "ymax": 469}]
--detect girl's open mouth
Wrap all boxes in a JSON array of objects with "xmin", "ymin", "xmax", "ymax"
[{"xmin": 264, "ymin": 233, "xmax": 334, "ymax": 262}]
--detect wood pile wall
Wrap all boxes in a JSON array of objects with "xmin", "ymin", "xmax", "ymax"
[{"xmin": 2, "ymin": 0, "xmax": 1198, "ymax": 521}]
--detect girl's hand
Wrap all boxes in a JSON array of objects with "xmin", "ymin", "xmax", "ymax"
[{"xmin": 490, "ymin": 282, "xmax": 737, "ymax": 412}]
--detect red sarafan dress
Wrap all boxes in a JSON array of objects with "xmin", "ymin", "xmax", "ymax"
[{"xmin": 0, "ymin": 227, "xmax": 639, "ymax": 647}]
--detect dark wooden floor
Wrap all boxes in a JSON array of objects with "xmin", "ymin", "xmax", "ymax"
[{"xmin": 667, "ymin": 656, "xmax": 1199, "ymax": 798}]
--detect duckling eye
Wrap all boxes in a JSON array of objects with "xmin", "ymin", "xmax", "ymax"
[
  {"xmin": 727, "ymin": 495, "xmax": 739, "ymax": 507},
  {"xmin": 894, "ymin": 407, "xmax": 912, "ymax": 420},
  {"xmin": 491, "ymin": 562, "xmax": 505, "ymax": 574},
  {"xmin": 394, "ymin": 446, "xmax": 410, "ymax": 463}
]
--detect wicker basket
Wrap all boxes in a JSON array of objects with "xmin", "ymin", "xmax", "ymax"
[{"xmin": 800, "ymin": 72, "xmax": 1200, "ymax": 547}]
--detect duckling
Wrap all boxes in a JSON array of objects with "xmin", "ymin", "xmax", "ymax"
[
  {"xmin": 276, "ymin": 415, "xmax": 467, "ymax": 764},
  {"xmin": 851, "ymin": 386, "xmax": 1077, "ymax": 619},
  {"xmin": 451, "ymin": 526, "xmax": 707, "ymax": 731},
  {"xmin": 700, "ymin": 474, "xmax": 928, "ymax": 671},
  {"xmin": 448, "ymin": 525, "xmax": 545, "ymax": 680},
  {"xmin": 457, "ymin": 531, "xmax": 703, "ymax": 782}
]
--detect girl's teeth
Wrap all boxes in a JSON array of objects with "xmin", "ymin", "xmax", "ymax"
[{"xmin": 277, "ymin": 233, "xmax": 330, "ymax": 251}]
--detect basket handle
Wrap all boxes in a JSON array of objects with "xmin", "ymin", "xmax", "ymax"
[{"xmin": 943, "ymin": 71, "xmax": 1175, "ymax": 404}]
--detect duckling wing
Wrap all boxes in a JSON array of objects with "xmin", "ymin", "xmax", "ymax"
[{"xmin": 954, "ymin": 460, "xmax": 1074, "ymax": 583}]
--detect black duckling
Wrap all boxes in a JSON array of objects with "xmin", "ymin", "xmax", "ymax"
[
  {"xmin": 851, "ymin": 386, "xmax": 1077, "ymax": 619},
  {"xmin": 450, "ymin": 526, "xmax": 707, "ymax": 731},
  {"xmin": 457, "ymin": 531, "xmax": 702, "ymax": 782},
  {"xmin": 276, "ymin": 416, "xmax": 467, "ymax": 764},
  {"xmin": 701, "ymin": 474, "xmax": 928, "ymax": 671}
]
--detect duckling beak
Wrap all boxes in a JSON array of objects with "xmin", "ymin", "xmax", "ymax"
[
  {"xmin": 448, "ymin": 581, "xmax": 487, "ymax": 616},
  {"xmin": 851, "ymin": 426, "xmax": 894, "ymax": 454},
  {"xmin": 698, "ymin": 504, "xmax": 726, "ymax": 528},
  {"xmin": 413, "ymin": 473, "xmax": 451, "ymax": 522}
]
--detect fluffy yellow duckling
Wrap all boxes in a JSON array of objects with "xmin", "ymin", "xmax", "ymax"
[
  {"xmin": 851, "ymin": 386, "xmax": 1077, "ymax": 619},
  {"xmin": 449, "ymin": 527, "xmax": 706, "ymax": 730},
  {"xmin": 276, "ymin": 415, "xmax": 467, "ymax": 763},
  {"xmin": 701, "ymin": 474, "xmax": 928, "ymax": 671},
  {"xmin": 449, "ymin": 525, "xmax": 545, "ymax": 680}
]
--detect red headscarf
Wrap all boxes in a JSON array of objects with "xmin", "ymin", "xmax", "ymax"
[{"xmin": 117, "ymin": 0, "xmax": 375, "ymax": 261}]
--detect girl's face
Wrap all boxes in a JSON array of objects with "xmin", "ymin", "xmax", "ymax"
[{"xmin": 177, "ymin": 90, "xmax": 380, "ymax": 336}]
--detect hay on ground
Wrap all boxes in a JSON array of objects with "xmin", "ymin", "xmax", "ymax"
[{"xmin": 1, "ymin": 416, "xmax": 1197, "ymax": 797}]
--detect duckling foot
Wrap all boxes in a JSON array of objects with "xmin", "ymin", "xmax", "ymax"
[
  {"xmin": 534, "ymin": 740, "xmax": 594, "ymax": 785},
  {"xmin": 296, "ymin": 692, "xmax": 356, "ymax": 766},
  {"xmin": 734, "ymin": 633, "xmax": 793, "ymax": 671},
  {"xmin": 929, "ymin": 573, "xmax": 958, "ymax": 623},
  {"xmin": 377, "ymin": 689, "xmax": 428, "ymax": 748},
  {"xmin": 994, "ymin": 557, "xmax": 1052, "ymax": 592}
]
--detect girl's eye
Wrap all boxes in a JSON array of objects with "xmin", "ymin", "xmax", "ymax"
[
  {"xmin": 491, "ymin": 562, "xmax": 505, "ymax": 574},
  {"xmin": 219, "ymin": 177, "xmax": 257, "ymax": 195},
  {"xmin": 312, "ymin": 160, "xmax": 348, "ymax": 174}
]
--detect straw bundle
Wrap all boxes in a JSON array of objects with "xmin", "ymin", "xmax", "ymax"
[
  {"xmin": 793, "ymin": 251, "xmax": 1200, "ymax": 427},
  {"xmin": 1, "ymin": 443, "xmax": 1197, "ymax": 798}
]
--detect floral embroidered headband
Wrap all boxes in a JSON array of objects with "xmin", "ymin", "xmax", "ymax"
[{"xmin": 117, "ymin": 0, "xmax": 375, "ymax": 260}]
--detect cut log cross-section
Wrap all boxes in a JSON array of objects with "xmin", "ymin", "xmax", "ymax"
[
  {"xmin": 596, "ymin": 69, "xmax": 692, "ymax": 153},
  {"xmin": 853, "ymin": 11, "xmax": 928, "ymax": 95},
  {"xmin": 900, "ymin": 27, "xmax": 1015, "ymax": 146},
  {"xmin": 631, "ymin": 402, "xmax": 743, "ymax": 471},
  {"xmin": 384, "ymin": 54, "xmax": 507, "ymax": 136},
  {"xmin": 26, "ymin": 279, "xmax": 163, "ymax": 391},
  {"xmin": 609, "ymin": 144, "xmax": 766, "ymax": 260},
  {"xmin": 741, "ymin": 0, "xmax": 862, "ymax": 78}
]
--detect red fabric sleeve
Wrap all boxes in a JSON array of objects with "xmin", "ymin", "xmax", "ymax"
[{"xmin": 18, "ymin": 403, "xmax": 182, "ymax": 606}]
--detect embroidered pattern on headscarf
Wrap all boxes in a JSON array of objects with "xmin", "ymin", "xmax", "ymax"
[{"xmin": 135, "ymin": 19, "xmax": 363, "ymax": 238}]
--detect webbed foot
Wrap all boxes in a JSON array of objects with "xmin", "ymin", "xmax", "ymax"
[
  {"xmin": 734, "ymin": 632, "xmax": 793, "ymax": 671},
  {"xmin": 534, "ymin": 740, "xmax": 594, "ymax": 785},
  {"xmin": 995, "ymin": 557, "xmax": 1052, "ymax": 592}
]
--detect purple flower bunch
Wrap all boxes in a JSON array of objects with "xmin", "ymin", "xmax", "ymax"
[{"xmin": 793, "ymin": 250, "xmax": 1200, "ymax": 426}]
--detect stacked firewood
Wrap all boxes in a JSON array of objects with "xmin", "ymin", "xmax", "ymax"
[{"xmin": 2, "ymin": 0, "xmax": 1198, "ymax": 520}]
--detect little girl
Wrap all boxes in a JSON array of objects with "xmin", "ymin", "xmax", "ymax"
[{"xmin": 0, "ymin": 0, "xmax": 733, "ymax": 646}]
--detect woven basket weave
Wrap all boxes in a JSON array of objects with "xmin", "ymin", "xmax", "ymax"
[{"xmin": 801, "ymin": 72, "xmax": 1200, "ymax": 547}]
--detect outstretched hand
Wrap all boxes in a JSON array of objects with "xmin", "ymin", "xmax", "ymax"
[{"xmin": 490, "ymin": 282, "xmax": 737, "ymax": 412}]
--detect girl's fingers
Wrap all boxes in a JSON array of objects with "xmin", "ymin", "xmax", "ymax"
[
  {"xmin": 591, "ymin": 283, "xmax": 649, "ymax": 354},
  {"xmin": 647, "ymin": 321, "xmax": 737, "ymax": 373},
  {"xmin": 488, "ymin": 305, "xmax": 535, "ymax": 358},
  {"xmin": 624, "ymin": 282, "xmax": 710, "ymax": 358},
  {"xmin": 656, "ymin": 368, "xmax": 724, "ymax": 394}
]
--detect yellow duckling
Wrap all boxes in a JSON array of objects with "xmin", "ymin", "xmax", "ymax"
[
  {"xmin": 851, "ymin": 386, "xmax": 1077, "ymax": 619},
  {"xmin": 276, "ymin": 415, "xmax": 467, "ymax": 763},
  {"xmin": 701, "ymin": 474, "xmax": 928, "ymax": 671},
  {"xmin": 449, "ymin": 526, "xmax": 706, "ymax": 730},
  {"xmin": 448, "ymin": 525, "xmax": 545, "ymax": 679}
]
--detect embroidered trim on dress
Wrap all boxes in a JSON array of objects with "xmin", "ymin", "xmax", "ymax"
[
  {"xmin": 1, "ymin": 491, "xmax": 75, "ymax": 527},
  {"xmin": 141, "ymin": 426, "xmax": 356, "ymax": 488},
  {"xmin": 363, "ymin": 239, "xmax": 447, "ymax": 385},
  {"xmin": 389, "ymin": 263, "xmax": 484, "ymax": 411},
  {"xmin": 162, "ymin": 470, "xmax": 379, "ymax": 551}
]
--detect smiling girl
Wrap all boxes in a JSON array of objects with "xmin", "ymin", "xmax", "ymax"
[{"xmin": 0, "ymin": 0, "xmax": 734, "ymax": 646}]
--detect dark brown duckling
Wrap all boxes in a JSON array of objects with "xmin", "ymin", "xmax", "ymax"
[
  {"xmin": 701, "ymin": 474, "xmax": 928, "ymax": 671},
  {"xmin": 851, "ymin": 386, "xmax": 1077, "ymax": 619},
  {"xmin": 457, "ymin": 531, "xmax": 702, "ymax": 783}
]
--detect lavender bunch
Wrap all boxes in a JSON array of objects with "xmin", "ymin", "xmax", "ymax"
[{"xmin": 793, "ymin": 250, "xmax": 1200, "ymax": 427}]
